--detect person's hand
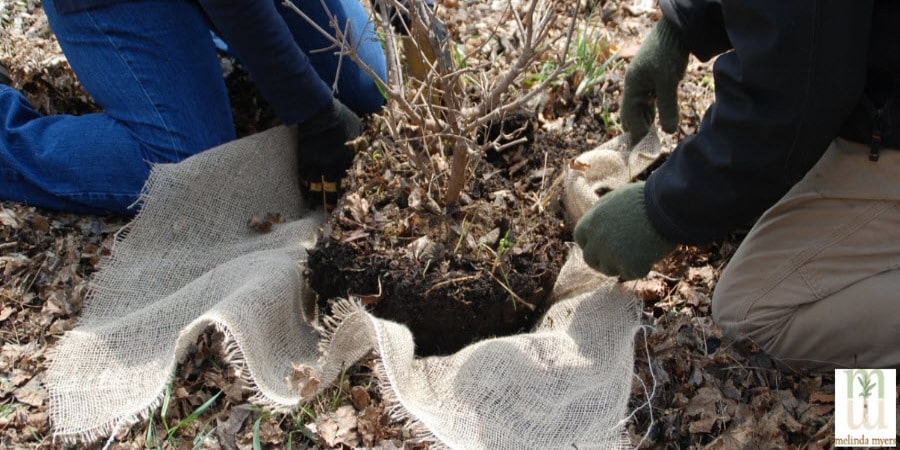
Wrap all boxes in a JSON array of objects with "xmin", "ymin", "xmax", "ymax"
[
  {"xmin": 621, "ymin": 18, "xmax": 689, "ymax": 145},
  {"xmin": 573, "ymin": 182, "xmax": 676, "ymax": 280},
  {"xmin": 296, "ymin": 98, "xmax": 363, "ymax": 206}
]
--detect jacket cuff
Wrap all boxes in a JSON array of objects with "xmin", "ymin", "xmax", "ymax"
[
  {"xmin": 658, "ymin": 0, "xmax": 731, "ymax": 62},
  {"xmin": 643, "ymin": 170, "xmax": 697, "ymax": 246}
]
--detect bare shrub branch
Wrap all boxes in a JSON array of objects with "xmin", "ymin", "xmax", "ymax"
[{"xmin": 285, "ymin": 0, "xmax": 578, "ymax": 206}]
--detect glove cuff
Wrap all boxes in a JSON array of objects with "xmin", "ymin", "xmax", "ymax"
[
  {"xmin": 632, "ymin": 184, "xmax": 677, "ymax": 264},
  {"xmin": 624, "ymin": 181, "xmax": 675, "ymax": 248},
  {"xmin": 297, "ymin": 98, "xmax": 363, "ymax": 140},
  {"xmin": 652, "ymin": 18, "xmax": 689, "ymax": 58}
]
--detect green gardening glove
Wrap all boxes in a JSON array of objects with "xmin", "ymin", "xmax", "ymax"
[
  {"xmin": 621, "ymin": 18, "xmax": 689, "ymax": 145},
  {"xmin": 573, "ymin": 182, "xmax": 676, "ymax": 280}
]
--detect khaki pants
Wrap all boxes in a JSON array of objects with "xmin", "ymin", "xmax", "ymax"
[{"xmin": 713, "ymin": 138, "xmax": 900, "ymax": 370}]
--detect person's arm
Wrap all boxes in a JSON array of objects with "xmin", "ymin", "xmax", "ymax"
[
  {"xmin": 645, "ymin": 0, "xmax": 873, "ymax": 245},
  {"xmin": 619, "ymin": 0, "xmax": 729, "ymax": 143},
  {"xmin": 658, "ymin": 0, "xmax": 730, "ymax": 62},
  {"xmin": 199, "ymin": 0, "xmax": 369, "ymax": 207},
  {"xmin": 198, "ymin": 0, "xmax": 333, "ymax": 124}
]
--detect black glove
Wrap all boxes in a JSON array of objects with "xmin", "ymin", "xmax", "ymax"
[{"xmin": 296, "ymin": 98, "xmax": 363, "ymax": 206}]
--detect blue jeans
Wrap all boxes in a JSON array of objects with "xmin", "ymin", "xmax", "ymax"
[{"xmin": 0, "ymin": 0, "xmax": 386, "ymax": 215}]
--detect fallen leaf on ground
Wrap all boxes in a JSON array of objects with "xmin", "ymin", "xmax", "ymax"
[
  {"xmin": 216, "ymin": 404, "xmax": 251, "ymax": 450},
  {"xmin": 316, "ymin": 405, "xmax": 359, "ymax": 448},
  {"xmin": 809, "ymin": 391, "xmax": 835, "ymax": 415},
  {"xmin": 631, "ymin": 277, "xmax": 667, "ymax": 301},
  {"xmin": 0, "ymin": 306, "xmax": 14, "ymax": 321},
  {"xmin": 351, "ymin": 385, "xmax": 371, "ymax": 410},
  {"xmin": 247, "ymin": 212, "xmax": 284, "ymax": 234},
  {"xmin": 285, "ymin": 363, "xmax": 320, "ymax": 400},
  {"xmin": 14, "ymin": 376, "xmax": 47, "ymax": 407}
]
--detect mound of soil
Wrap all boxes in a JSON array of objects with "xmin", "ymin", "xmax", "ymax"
[{"xmin": 307, "ymin": 97, "xmax": 615, "ymax": 356}]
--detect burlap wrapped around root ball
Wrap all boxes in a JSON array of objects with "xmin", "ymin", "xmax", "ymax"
[{"xmin": 47, "ymin": 125, "xmax": 662, "ymax": 449}]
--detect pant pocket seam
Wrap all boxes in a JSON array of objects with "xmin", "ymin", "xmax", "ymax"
[{"xmin": 742, "ymin": 200, "xmax": 893, "ymax": 319}]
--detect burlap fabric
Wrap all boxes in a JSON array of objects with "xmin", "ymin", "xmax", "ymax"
[
  {"xmin": 562, "ymin": 128, "xmax": 662, "ymax": 226},
  {"xmin": 46, "ymin": 125, "xmax": 661, "ymax": 448}
]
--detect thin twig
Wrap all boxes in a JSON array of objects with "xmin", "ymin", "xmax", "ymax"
[
  {"xmin": 486, "ymin": 270, "xmax": 536, "ymax": 311},
  {"xmin": 424, "ymin": 275, "xmax": 479, "ymax": 297},
  {"xmin": 282, "ymin": 0, "xmax": 427, "ymax": 124}
]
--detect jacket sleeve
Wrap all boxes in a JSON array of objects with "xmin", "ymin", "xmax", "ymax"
[
  {"xmin": 644, "ymin": 0, "xmax": 873, "ymax": 245},
  {"xmin": 198, "ymin": 0, "xmax": 333, "ymax": 125},
  {"xmin": 658, "ymin": 0, "xmax": 730, "ymax": 62}
]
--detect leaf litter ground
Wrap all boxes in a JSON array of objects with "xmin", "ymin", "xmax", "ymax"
[{"xmin": 1, "ymin": 0, "xmax": 893, "ymax": 448}]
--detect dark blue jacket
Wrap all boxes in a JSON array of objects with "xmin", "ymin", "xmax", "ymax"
[
  {"xmin": 53, "ymin": 0, "xmax": 332, "ymax": 125},
  {"xmin": 647, "ymin": 0, "xmax": 899, "ymax": 244}
]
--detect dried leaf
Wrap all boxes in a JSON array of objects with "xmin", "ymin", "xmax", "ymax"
[
  {"xmin": 356, "ymin": 404, "xmax": 382, "ymax": 448},
  {"xmin": 0, "ymin": 306, "xmax": 15, "ymax": 322},
  {"xmin": 809, "ymin": 391, "xmax": 835, "ymax": 415},
  {"xmin": 809, "ymin": 391, "xmax": 834, "ymax": 404},
  {"xmin": 26, "ymin": 410, "xmax": 48, "ymax": 429},
  {"xmin": 686, "ymin": 387, "xmax": 721, "ymax": 416},
  {"xmin": 688, "ymin": 362, "xmax": 704, "ymax": 387},
  {"xmin": 631, "ymin": 278, "xmax": 667, "ymax": 301},
  {"xmin": 285, "ymin": 363, "xmax": 320, "ymax": 400},
  {"xmin": 1, "ymin": 342, "xmax": 39, "ymax": 365},
  {"xmin": 223, "ymin": 377, "xmax": 246, "ymax": 403},
  {"xmin": 686, "ymin": 386, "xmax": 726, "ymax": 434},
  {"xmin": 408, "ymin": 187, "xmax": 423, "ymax": 209},
  {"xmin": 687, "ymin": 265, "xmax": 717, "ymax": 290},
  {"xmin": 29, "ymin": 215, "xmax": 49, "ymax": 233},
  {"xmin": 10, "ymin": 373, "xmax": 30, "ymax": 388},
  {"xmin": 616, "ymin": 43, "xmax": 642, "ymax": 60},
  {"xmin": 247, "ymin": 212, "xmax": 284, "ymax": 234},
  {"xmin": 42, "ymin": 290, "xmax": 70, "ymax": 317},
  {"xmin": 216, "ymin": 404, "xmax": 251, "ymax": 450},
  {"xmin": 689, "ymin": 415, "xmax": 717, "ymax": 434},
  {"xmin": 764, "ymin": 405, "xmax": 802, "ymax": 436},
  {"xmin": 423, "ymin": 193, "xmax": 442, "ymax": 215},
  {"xmin": 705, "ymin": 419, "xmax": 754, "ymax": 449},
  {"xmin": 569, "ymin": 159, "xmax": 590, "ymax": 171},
  {"xmin": 720, "ymin": 380, "xmax": 741, "ymax": 401},
  {"xmin": 350, "ymin": 385, "xmax": 370, "ymax": 410},
  {"xmin": 478, "ymin": 228, "xmax": 501, "ymax": 247},
  {"xmin": 48, "ymin": 318, "xmax": 75, "ymax": 334},
  {"xmin": 408, "ymin": 236, "xmax": 441, "ymax": 262},
  {"xmin": 256, "ymin": 415, "xmax": 284, "ymax": 446},
  {"xmin": 345, "ymin": 192, "xmax": 370, "ymax": 223},
  {"xmin": 678, "ymin": 283, "xmax": 708, "ymax": 308},
  {"xmin": 316, "ymin": 405, "xmax": 359, "ymax": 448},
  {"xmin": 0, "ymin": 208, "xmax": 20, "ymax": 228},
  {"xmin": 14, "ymin": 376, "xmax": 47, "ymax": 407}
]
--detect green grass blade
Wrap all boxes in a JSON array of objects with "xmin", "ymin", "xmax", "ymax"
[
  {"xmin": 252, "ymin": 415, "xmax": 263, "ymax": 450},
  {"xmin": 168, "ymin": 390, "xmax": 223, "ymax": 437},
  {"xmin": 159, "ymin": 384, "xmax": 173, "ymax": 432}
]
